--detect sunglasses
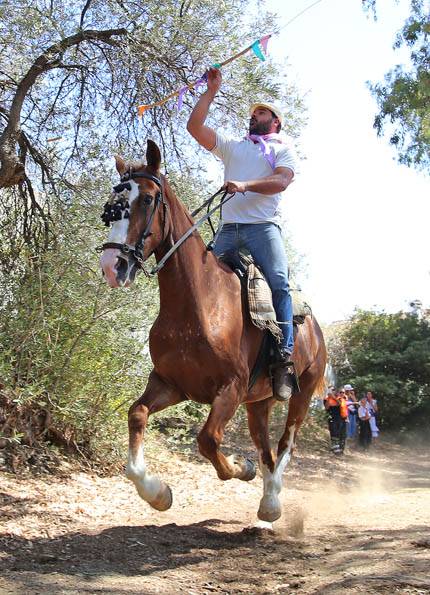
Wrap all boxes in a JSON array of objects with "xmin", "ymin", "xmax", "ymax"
[{"xmin": 339, "ymin": 391, "xmax": 345, "ymax": 394}]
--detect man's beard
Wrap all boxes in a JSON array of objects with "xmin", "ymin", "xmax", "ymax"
[{"xmin": 249, "ymin": 117, "xmax": 273, "ymax": 136}]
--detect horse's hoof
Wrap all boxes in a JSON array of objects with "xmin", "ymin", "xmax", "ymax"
[
  {"xmin": 241, "ymin": 458, "xmax": 257, "ymax": 482},
  {"xmin": 257, "ymin": 495, "xmax": 282, "ymax": 522},
  {"xmin": 226, "ymin": 454, "xmax": 256, "ymax": 481},
  {"xmin": 149, "ymin": 484, "xmax": 173, "ymax": 511}
]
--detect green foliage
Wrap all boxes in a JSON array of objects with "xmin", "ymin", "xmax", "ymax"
[
  {"xmin": 327, "ymin": 304, "xmax": 430, "ymax": 430},
  {"xmin": 364, "ymin": 0, "xmax": 430, "ymax": 172},
  {"xmin": 0, "ymin": 178, "xmax": 159, "ymax": 453}
]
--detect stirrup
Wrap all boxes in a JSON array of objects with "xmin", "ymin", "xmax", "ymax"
[{"xmin": 269, "ymin": 359, "xmax": 301, "ymax": 396}]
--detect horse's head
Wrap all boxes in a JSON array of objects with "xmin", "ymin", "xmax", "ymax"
[{"xmin": 100, "ymin": 140, "xmax": 168, "ymax": 287}]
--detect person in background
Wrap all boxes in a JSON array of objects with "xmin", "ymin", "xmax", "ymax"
[
  {"xmin": 337, "ymin": 387, "xmax": 349, "ymax": 454},
  {"xmin": 358, "ymin": 396, "xmax": 372, "ymax": 450},
  {"xmin": 324, "ymin": 386, "xmax": 348, "ymax": 455},
  {"xmin": 366, "ymin": 390, "xmax": 379, "ymax": 439},
  {"xmin": 344, "ymin": 384, "xmax": 358, "ymax": 439}
]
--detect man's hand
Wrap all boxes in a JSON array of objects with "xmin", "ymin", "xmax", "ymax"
[
  {"xmin": 206, "ymin": 67, "xmax": 222, "ymax": 95},
  {"xmin": 186, "ymin": 67, "xmax": 221, "ymax": 151},
  {"xmin": 222, "ymin": 180, "xmax": 247, "ymax": 194}
]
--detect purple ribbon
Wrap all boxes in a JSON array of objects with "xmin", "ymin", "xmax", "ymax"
[
  {"xmin": 177, "ymin": 87, "xmax": 187, "ymax": 112},
  {"xmin": 194, "ymin": 76, "xmax": 206, "ymax": 93},
  {"xmin": 260, "ymin": 35, "xmax": 271, "ymax": 53},
  {"xmin": 248, "ymin": 133, "xmax": 286, "ymax": 169}
]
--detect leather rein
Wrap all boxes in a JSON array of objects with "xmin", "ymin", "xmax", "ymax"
[{"xmin": 100, "ymin": 169, "xmax": 234, "ymax": 277}]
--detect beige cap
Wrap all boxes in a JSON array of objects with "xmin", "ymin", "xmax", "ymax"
[{"xmin": 249, "ymin": 102, "xmax": 284, "ymax": 128}]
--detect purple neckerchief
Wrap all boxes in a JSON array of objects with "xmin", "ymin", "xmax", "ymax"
[{"xmin": 248, "ymin": 133, "xmax": 287, "ymax": 170}]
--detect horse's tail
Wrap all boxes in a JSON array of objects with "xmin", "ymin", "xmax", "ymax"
[{"xmin": 313, "ymin": 375, "xmax": 327, "ymax": 398}]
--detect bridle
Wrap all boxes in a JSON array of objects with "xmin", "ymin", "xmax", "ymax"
[{"xmin": 100, "ymin": 168, "xmax": 168, "ymax": 277}]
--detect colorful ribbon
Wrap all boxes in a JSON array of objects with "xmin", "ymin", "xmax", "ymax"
[
  {"xmin": 137, "ymin": 35, "xmax": 271, "ymax": 116},
  {"xmin": 177, "ymin": 87, "xmax": 187, "ymax": 112},
  {"xmin": 251, "ymin": 40, "xmax": 265, "ymax": 62},
  {"xmin": 248, "ymin": 133, "xmax": 288, "ymax": 169}
]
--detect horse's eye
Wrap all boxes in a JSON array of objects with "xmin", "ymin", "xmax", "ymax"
[{"xmin": 142, "ymin": 194, "xmax": 153, "ymax": 205}]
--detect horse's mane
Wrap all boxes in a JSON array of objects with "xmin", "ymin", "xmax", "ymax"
[{"xmin": 161, "ymin": 174, "xmax": 196, "ymax": 227}]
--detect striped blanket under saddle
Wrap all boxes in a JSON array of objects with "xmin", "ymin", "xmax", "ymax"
[{"xmin": 221, "ymin": 250, "xmax": 313, "ymax": 341}]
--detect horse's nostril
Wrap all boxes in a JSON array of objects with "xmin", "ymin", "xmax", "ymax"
[{"xmin": 115, "ymin": 254, "xmax": 138, "ymax": 286}]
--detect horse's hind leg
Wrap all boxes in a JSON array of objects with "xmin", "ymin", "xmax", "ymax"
[
  {"xmin": 197, "ymin": 380, "xmax": 255, "ymax": 482},
  {"xmin": 257, "ymin": 366, "xmax": 325, "ymax": 521},
  {"xmin": 263, "ymin": 379, "xmax": 315, "ymax": 518},
  {"xmin": 246, "ymin": 398, "xmax": 286, "ymax": 523},
  {"xmin": 277, "ymin": 373, "xmax": 316, "ymax": 459},
  {"xmin": 126, "ymin": 370, "xmax": 184, "ymax": 511}
]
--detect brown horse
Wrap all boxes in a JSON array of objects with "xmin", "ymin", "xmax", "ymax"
[{"xmin": 100, "ymin": 139, "xmax": 326, "ymax": 525}]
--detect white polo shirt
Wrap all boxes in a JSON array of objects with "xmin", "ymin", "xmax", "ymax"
[{"xmin": 211, "ymin": 132, "xmax": 297, "ymax": 226}]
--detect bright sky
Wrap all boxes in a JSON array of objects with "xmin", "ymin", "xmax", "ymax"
[{"xmin": 261, "ymin": 0, "xmax": 429, "ymax": 325}]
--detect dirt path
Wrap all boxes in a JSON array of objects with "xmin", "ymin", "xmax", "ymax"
[{"xmin": 1, "ymin": 436, "xmax": 429, "ymax": 594}]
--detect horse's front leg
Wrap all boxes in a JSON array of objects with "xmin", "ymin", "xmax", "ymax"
[
  {"xmin": 197, "ymin": 380, "xmax": 256, "ymax": 482},
  {"xmin": 126, "ymin": 370, "xmax": 184, "ymax": 511}
]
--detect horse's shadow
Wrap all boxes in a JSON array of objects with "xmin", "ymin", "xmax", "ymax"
[{"xmin": 1, "ymin": 518, "xmax": 277, "ymax": 580}]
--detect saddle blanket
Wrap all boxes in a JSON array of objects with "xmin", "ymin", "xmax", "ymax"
[{"xmin": 220, "ymin": 249, "xmax": 313, "ymax": 340}]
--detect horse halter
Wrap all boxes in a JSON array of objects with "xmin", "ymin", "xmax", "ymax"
[{"xmin": 100, "ymin": 168, "xmax": 168, "ymax": 276}]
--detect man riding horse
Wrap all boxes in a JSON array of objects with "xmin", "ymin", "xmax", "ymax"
[
  {"xmin": 99, "ymin": 65, "xmax": 326, "ymax": 523},
  {"xmin": 187, "ymin": 66, "xmax": 297, "ymax": 401}
]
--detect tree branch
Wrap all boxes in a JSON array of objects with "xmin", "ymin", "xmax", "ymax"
[
  {"xmin": 0, "ymin": 27, "xmax": 128, "ymax": 188},
  {"xmin": 80, "ymin": 0, "xmax": 93, "ymax": 29}
]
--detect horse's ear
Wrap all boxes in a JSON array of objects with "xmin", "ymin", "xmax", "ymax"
[
  {"xmin": 114, "ymin": 155, "xmax": 127, "ymax": 175},
  {"xmin": 146, "ymin": 140, "xmax": 161, "ymax": 173}
]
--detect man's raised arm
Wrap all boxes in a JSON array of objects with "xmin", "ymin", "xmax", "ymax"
[{"xmin": 186, "ymin": 67, "xmax": 221, "ymax": 151}]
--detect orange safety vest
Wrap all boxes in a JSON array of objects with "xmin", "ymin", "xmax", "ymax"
[
  {"xmin": 325, "ymin": 395, "xmax": 348, "ymax": 418},
  {"xmin": 325, "ymin": 395, "xmax": 339, "ymax": 407},
  {"xmin": 339, "ymin": 397, "xmax": 348, "ymax": 419}
]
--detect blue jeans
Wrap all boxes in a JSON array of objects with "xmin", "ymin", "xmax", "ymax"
[
  {"xmin": 347, "ymin": 412, "xmax": 357, "ymax": 438},
  {"xmin": 213, "ymin": 222, "xmax": 294, "ymax": 354}
]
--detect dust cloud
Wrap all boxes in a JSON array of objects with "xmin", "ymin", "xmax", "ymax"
[{"xmin": 282, "ymin": 452, "xmax": 423, "ymax": 536}]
